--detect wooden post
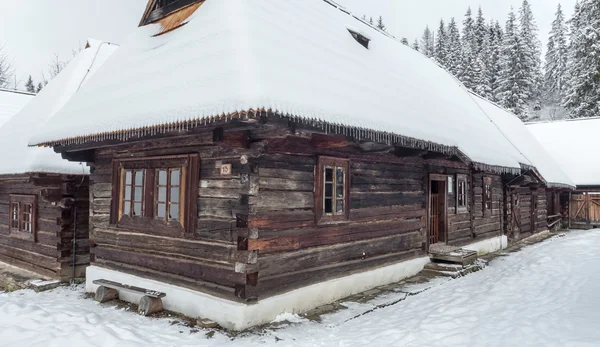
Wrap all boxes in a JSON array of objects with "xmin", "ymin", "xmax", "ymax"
[
  {"xmin": 138, "ymin": 296, "xmax": 163, "ymax": 316},
  {"xmin": 568, "ymin": 191, "xmax": 572, "ymax": 230},
  {"xmin": 95, "ymin": 286, "xmax": 118, "ymax": 303}
]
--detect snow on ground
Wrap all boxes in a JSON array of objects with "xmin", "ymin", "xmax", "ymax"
[{"xmin": 2, "ymin": 230, "xmax": 600, "ymax": 347}]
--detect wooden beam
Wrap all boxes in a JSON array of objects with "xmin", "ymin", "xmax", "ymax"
[
  {"xmin": 358, "ymin": 141, "xmax": 393, "ymax": 153},
  {"xmin": 394, "ymin": 147, "xmax": 427, "ymax": 157},
  {"xmin": 61, "ymin": 149, "xmax": 95, "ymax": 163}
]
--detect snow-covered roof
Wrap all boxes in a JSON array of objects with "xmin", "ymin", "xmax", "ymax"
[
  {"xmin": 0, "ymin": 40, "xmax": 118, "ymax": 176},
  {"xmin": 527, "ymin": 118, "xmax": 600, "ymax": 187},
  {"xmin": 471, "ymin": 95, "xmax": 575, "ymax": 188},
  {"xmin": 31, "ymin": 0, "xmax": 542, "ymax": 175},
  {"xmin": 0, "ymin": 88, "xmax": 34, "ymax": 127}
]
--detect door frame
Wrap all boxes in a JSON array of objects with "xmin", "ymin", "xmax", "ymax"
[{"xmin": 427, "ymin": 174, "xmax": 449, "ymax": 250}]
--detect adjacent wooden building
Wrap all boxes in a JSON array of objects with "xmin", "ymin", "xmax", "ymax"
[
  {"xmin": 528, "ymin": 118, "xmax": 600, "ymax": 228},
  {"xmin": 30, "ymin": 0, "xmax": 574, "ymax": 329},
  {"xmin": 0, "ymin": 41, "xmax": 118, "ymax": 281}
]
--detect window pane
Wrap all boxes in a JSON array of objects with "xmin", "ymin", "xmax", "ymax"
[
  {"xmin": 171, "ymin": 169, "xmax": 180, "ymax": 185},
  {"xmin": 134, "ymin": 187, "xmax": 143, "ymax": 202},
  {"xmin": 158, "ymin": 170, "xmax": 167, "ymax": 185},
  {"xmin": 157, "ymin": 203, "xmax": 166, "ymax": 218},
  {"xmin": 169, "ymin": 203, "xmax": 179, "ymax": 221},
  {"xmin": 324, "ymin": 198, "xmax": 333, "ymax": 213},
  {"xmin": 325, "ymin": 183, "xmax": 333, "ymax": 197},
  {"xmin": 158, "ymin": 187, "xmax": 167, "ymax": 203},
  {"xmin": 336, "ymin": 185, "xmax": 344, "ymax": 198},
  {"xmin": 124, "ymin": 186, "xmax": 132, "ymax": 201},
  {"xmin": 135, "ymin": 170, "xmax": 144, "ymax": 185},
  {"xmin": 448, "ymin": 176, "xmax": 454, "ymax": 193},
  {"xmin": 325, "ymin": 168, "xmax": 333, "ymax": 182},
  {"xmin": 170, "ymin": 187, "xmax": 180, "ymax": 204},
  {"xmin": 336, "ymin": 200, "xmax": 344, "ymax": 213},
  {"xmin": 133, "ymin": 202, "xmax": 142, "ymax": 216},
  {"xmin": 336, "ymin": 168, "xmax": 344, "ymax": 184},
  {"xmin": 125, "ymin": 170, "xmax": 132, "ymax": 184},
  {"xmin": 123, "ymin": 201, "xmax": 131, "ymax": 215}
]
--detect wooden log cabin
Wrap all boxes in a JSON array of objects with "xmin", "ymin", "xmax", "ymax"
[
  {"xmin": 29, "ymin": 0, "xmax": 573, "ymax": 329},
  {"xmin": 0, "ymin": 40, "xmax": 118, "ymax": 281},
  {"xmin": 528, "ymin": 118, "xmax": 600, "ymax": 229}
]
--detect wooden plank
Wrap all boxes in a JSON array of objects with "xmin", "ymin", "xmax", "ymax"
[
  {"xmin": 259, "ymin": 231, "xmax": 423, "ymax": 277},
  {"xmin": 93, "ymin": 279, "xmax": 166, "ymax": 298},
  {"xmin": 249, "ymin": 219, "xmax": 425, "ymax": 253},
  {"xmin": 94, "ymin": 246, "xmax": 245, "ymax": 287}
]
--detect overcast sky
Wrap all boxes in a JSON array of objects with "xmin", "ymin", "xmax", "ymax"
[{"xmin": 0, "ymin": 0, "xmax": 577, "ymax": 89}]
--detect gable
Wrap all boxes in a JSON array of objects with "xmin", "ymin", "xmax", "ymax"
[{"xmin": 139, "ymin": 0, "xmax": 204, "ymax": 26}]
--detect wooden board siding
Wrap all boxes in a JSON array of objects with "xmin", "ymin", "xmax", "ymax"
[
  {"xmin": 89, "ymin": 131, "xmax": 257, "ymax": 301},
  {"xmin": 0, "ymin": 174, "xmax": 89, "ymax": 280},
  {"xmin": 505, "ymin": 186, "xmax": 548, "ymax": 241},
  {"xmin": 75, "ymin": 122, "xmax": 541, "ymax": 303},
  {"xmin": 248, "ymin": 153, "xmax": 427, "ymax": 299}
]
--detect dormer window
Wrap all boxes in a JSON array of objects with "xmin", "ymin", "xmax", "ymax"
[
  {"xmin": 141, "ymin": 0, "xmax": 203, "ymax": 26},
  {"xmin": 348, "ymin": 29, "xmax": 370, "ymax": 49}
]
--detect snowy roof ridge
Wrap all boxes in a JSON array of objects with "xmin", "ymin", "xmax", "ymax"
[
  {"xmin": 469, "ymin": 94, "xmax": 575, "ymax": 188},
  {"xmin": 526, "ymin": 116, "xmax": 600, "ymax": 125},
  {"xmin": 0, "ymin": 39, "xmax": 118, "ymax": 176},
  {"xmin": 527, "ymin": 118, "xmax": 600, "ymax": 186},
  {"xmin": 0, "ymin": 88, "xmax": 36, "ymax": 96},
  {"xmin": 29, "ymin": 0, "xmax": 540, "ymax": 174}
]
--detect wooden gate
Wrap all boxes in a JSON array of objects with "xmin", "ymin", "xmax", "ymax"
[
  {"xmin": 571, "ymin": 193, "xmax": 600, "ymax": 225},
  {"xmin": 430, "ymin": 193, "xmax": 440, "ymax": 244},
  {"xmin": 509, "ymin": 192, "xmax": 521, "ymax": 239}
]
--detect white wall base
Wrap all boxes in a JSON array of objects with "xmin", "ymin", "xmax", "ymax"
[
  {"xmin": 86, "ymin": 256, "xmax": 429, "ymax": 331},
  {"xmin": 463, "ymin": 235, "xmax": 508, "ymax": 255}
]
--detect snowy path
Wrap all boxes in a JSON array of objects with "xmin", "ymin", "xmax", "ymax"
[{"xmin": 2, "ymin": 230, "xmax": 600, "ymax": 347}]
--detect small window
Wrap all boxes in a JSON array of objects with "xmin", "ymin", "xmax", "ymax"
[
  {"xmin": 317, "ymin": 157, "xmax": 350, "ymax": 223},
  {"xmin": 9, "ymin": 195, "xmax": 37, "ymax": 241},
  {"xmin": 112, "ymin": 155, "xmax": 200, "ymax": 236},
  {"xmin": 348, "ymin": 29, "xmax": 370, "ymax": 49},
  {"xmin": 483, "ymin": 177, "xmax": 492, "ymax": 214},
  {"xmin": 456, "ymin": 175, "xmax": 468, "ymax": 212},
  {"xmin": 448, "ymin": 176, "xmax": 454, "ymax": 194}
]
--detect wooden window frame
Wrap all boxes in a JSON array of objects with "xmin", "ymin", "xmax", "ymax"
[
  {"xmin": 315, "ymin": 157, "xmax": 350, "ymax": 224},
  {"xmin": 483, "ymin": 177, "xmax": 492, "ymax": 217},
  {"xmin": 456, "ymin": 174, "xmax": 468, "ymax": 213},
  {"xmin": 110, "ymin": 154, "xmax": 199, "ymax": 237},
  {"xmin": 9, "ymin": 195, "xmax": 37, "ymax": 242}
]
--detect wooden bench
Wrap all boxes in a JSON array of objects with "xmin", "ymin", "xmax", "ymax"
[{"xmin": 93, "ymin": 279, "xmax": 166, "ymax": 316}]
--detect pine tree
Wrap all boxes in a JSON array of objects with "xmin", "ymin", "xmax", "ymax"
[
  {"xmin": 564, "ymin": 0, "xmax": 600, "ymax": 118},
  {"xmin": 487, "ymin": 21, "xmax": 504, "ymax": 102},
  {"xmin": 474, "ymin": 7, "xmax": 489, "ymax": 55},
  {"xmin": 369, "ymin": 17, "xmax": 374, "ymax": 25},
  {"xmin": 412, "ymin": 39, "xmax": 420, "ymax": 52},
  {"xmin": 400, "ymin": 37, "xmax": 409, "ymax": 45},
  {"xmin": 544, "ymin": 4, "xmax": 569, "ymax": 111},
  {"xmin": 498, "ymin": 8, "xmax": 529, "ymax": 119},
  {"xmin": 434, "ymin": 19, "xmax": 449, "ymax": 67},
  {"xmin": 420, "ymin": 26, "xmax": 435, "ymax": 57},
  {"xmin": 24, "ymin": 75, "xmax": 35, "ymax": 93},
  {"xmin": 459, "ymin": 7, "xmax": 478, "ymax": 89},
  {"xmin": 518, "ymin": 0, "xmax": 543, "ymax": 110},
  {"xmin": 376, "ymin": 16, "xmax": 386, "ymax": 31},
  {"xmin": 36, "ymin": 82, "xmax": 43, "ymax": 93},
  {"xmin": 446, "ymin": 18, "xmax": 462, "ymax": 77}
]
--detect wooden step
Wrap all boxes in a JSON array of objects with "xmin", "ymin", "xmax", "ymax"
[
  {"xmin": 428, "ymin": 244, "xmax": 478, "ymax": 265},
  {"xmin": 422, "ymin": 260, "xmax": 486, "ymax": 278}
]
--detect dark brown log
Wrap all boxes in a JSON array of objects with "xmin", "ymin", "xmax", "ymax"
[
  {"xmin": 95, "ymin": 286, "xmax": 119, "ymax": 303},
  {"xmin": 139, "ymin": 296, "xmax": 164, "ymax": 316}
]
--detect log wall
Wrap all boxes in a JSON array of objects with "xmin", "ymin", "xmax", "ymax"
[
  {"xmin": 0, "ymin": 174, "xmax": 89, "ymax": 280},
  {"xmin": 80, "ymin": 124, "xmax": 535, "ymax": 302}
]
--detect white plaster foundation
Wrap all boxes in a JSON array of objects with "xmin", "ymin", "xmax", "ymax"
[
  {"xmin": 86, "ymin": 235, "xmax": 508, "ymax": 330},
  {"xmin": 463, "ymin": 235, "xmax": 508, "ymax": 255},
  {"xmin": 86, "ymin": 256, "xmax": 430, "ymax": 331}
]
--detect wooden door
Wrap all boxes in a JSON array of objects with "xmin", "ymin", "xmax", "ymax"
[
  {"xmin": 510, "ymin": 192, "xmax": 521, "ymax": 239},
  {"xmin": 428, "ymin": 175, "xmax": 447, "ymax": 246},
  {"xmin": 530, "ymin": 191, "xmax": 538, "ymax": 233},
  {"xmin": 589, "ymin": 195, "xmax": 600, "ymax": 224},
  {"xmin": 430, "ymin": 193, "xmax": 439, "ymax": 244},
  {"xmin": 571, "ymin": 193, "xmax": 587, "ymax": 223}
]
